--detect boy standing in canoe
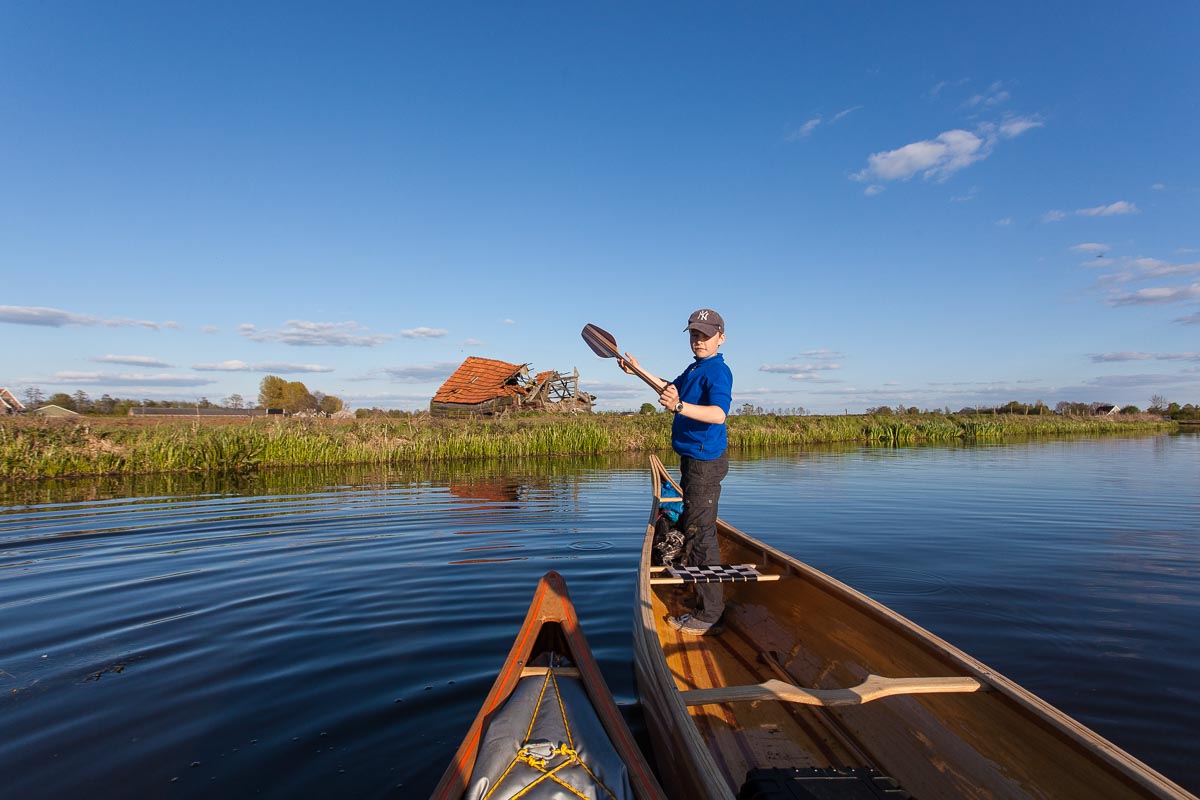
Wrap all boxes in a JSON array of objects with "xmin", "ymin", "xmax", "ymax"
[{"xmin": 618, "ymin": 309, "xmax": 733, "ymax": 636}]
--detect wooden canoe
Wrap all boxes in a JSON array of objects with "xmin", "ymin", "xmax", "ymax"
[
  {"xmin": 633, "ymin": 454, "xmax": 1196, "ymax": 800},
  {"xmin": 432, "ymin": 570, "xmax": 666, "ymax": 800}
]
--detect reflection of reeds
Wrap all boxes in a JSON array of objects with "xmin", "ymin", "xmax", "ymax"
[{"xmin": 0, "ymin": 413, "xmax": 1173, "ymax": 481}]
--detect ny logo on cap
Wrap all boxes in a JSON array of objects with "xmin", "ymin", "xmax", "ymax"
[{"xmin": 695, "ymin": 310, "xmax": 710, "ymax": 321}]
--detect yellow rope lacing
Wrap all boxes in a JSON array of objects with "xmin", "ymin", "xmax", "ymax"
[{"xmin": 480, "ymin": 657, "xmax": 618, "ymax": 800}]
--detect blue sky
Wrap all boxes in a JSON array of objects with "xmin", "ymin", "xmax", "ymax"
[{"xmin": 3, "ymin": 2, "xmax": 1197, "ymax": 413}]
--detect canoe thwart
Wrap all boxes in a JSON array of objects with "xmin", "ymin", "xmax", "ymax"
[
  {"xmin": 679, "ymin": 674, "xmax": 985, "ymax": 708},
  {"xmin": 649, "ymin": 564, "xmax": 782, "ymax": 584}
]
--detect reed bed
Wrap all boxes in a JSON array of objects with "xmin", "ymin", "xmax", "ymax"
[{"xmin": 0, "ymin": 413, "xmax": 1173, "ymax": 481}]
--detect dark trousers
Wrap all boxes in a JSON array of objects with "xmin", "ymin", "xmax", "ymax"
[{"xmin": 679, "ymin": 452, "xmax": 728, "ymax": 623}]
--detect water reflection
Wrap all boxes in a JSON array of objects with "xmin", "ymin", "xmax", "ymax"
[{"xmin": 0, "ymin": 433, "xmax": 1197, "ymax": 797}]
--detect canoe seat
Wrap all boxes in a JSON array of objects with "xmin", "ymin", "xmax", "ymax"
[{"xmin": 650, "ymin": 564, "xmax": 782, "ymax": 584}]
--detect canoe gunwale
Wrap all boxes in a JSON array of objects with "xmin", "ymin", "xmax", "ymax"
[{"xmin": 633, "ymin": 454, "xmax": 1196, "ymax": 800}]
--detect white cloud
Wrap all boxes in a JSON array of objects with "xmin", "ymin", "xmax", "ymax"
[
  {"xmin": 200, "ymin": 326, "xmax": 219, "ymax": 334},
  {"xmin": 854, "ymin": 129, "xmax": 990, "ymax": 183},
  {"xmin": 400, "ymin": 327, "xmax": 448, "ymax": 339},
  {"xmin": 995, "ymin": 217, "xmax": 1013, "ymax": 226},
  {"xmin": 502, "ymin": 319, "xmax": 516, "ymax": 325},
  {"xmin": 1152, "ymin": 183, "xmax": 1167, "ymax": 190},
  {"xmin": 864, "ymin": 184, "xmax": 885, "ymax": 196},
  {"xmin": 1044, "ymin": 202, "xmax": 1139, "ymax": 224},
  {"xmin": 998, "ymin": 116, "xmax": 1043, "ymax": 138},
  {"xmin": 787, "ymin": 117, "xmax": 822, "ymax": 140},
  {"xmin": 0, "ymin": 305, "xmax": 173, "ymax": 330},
  {"xmin": 928, "ymin": 78, "xmax": 969, "ymax": 98},
  {"xmin": 240, "ymin": 320, "xmax": 393, "ymax": 347},
  {"xmin": 1089, "ymin": 352, "xmax": 1200, "ymax": 363},
  {"xmin": 365, "ymin": 363, "xmax": 461, "ymax": 383},
  {"xmin": 92, "ymin": 355, "xmax": 173, "ymax": 367},
  {"xmin": 1077, "ymin": 200, "xmax": 1139, "ymax": 217},
  {"xmin": 462, "ymin": 338, "xmax": 484, "ymax": 346},
  {"xmin": 41, "ymin": 371, "xmax": 217, "ymax": 387},
  {"xmin": 1174, "ymin": 310, "xmax": 1200, "ymax": 325},
  {"xmin": 830, "ymin": 106, "xmax": 862, "ymax": 123},
  {"xmin": 1071, "ymin": 242, "xmax": 1110, "ymax": 254},
  {"xmin": 786, "ymin": 107, "xmax": 860, "ymax": 142},
  {"xmin": 964, "ymin": 81, "xmax": 1010, "ymax": 108},
  {"xmin": 760, "ymin": 363, "xmax": 842, "ymax": 374},
  {"xmin": 1098, "ymin": 257, "xmax": 1200, "ymax": 284},
  {"xmin": 1107, "ymin": 283, "xmax": 1200, "ymax": 306},
  {"xmin": 192, "ymin": 360, "xmax": 334, "ymax": 373}
]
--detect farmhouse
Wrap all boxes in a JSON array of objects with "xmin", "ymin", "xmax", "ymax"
[
  {"xmin": 33, "ymin": 404, "xmax": 79, "ymax": 417},
  {"xmin": 0, "ymin": 388, "xmax": 25, "ymax": 415},
  {"xmin": 430, "ymin": 357, "xmax": 593, "ymax": 418}
]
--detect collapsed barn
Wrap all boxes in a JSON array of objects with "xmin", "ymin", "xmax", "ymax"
[{"xmin": 429, "ymin": 357, "xmax": 593, "ymax": 418}]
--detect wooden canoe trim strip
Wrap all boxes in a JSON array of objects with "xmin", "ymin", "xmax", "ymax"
[
  {"xmin": 679, "ymin": 675, "xmax": 986, "ymax": 707},
  {"xmin": 519, "ymin": 666, "xmax": 582, "ymax": 679}
]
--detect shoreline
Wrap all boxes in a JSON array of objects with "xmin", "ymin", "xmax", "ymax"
[{"xmin": 0, "ymin": 412, "xmax": 1178, "ymax": 482}]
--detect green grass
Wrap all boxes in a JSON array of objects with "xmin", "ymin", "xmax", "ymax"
[{"xmin": 0, "ymin": 412, "xmax": 1175, "ymax": 481}]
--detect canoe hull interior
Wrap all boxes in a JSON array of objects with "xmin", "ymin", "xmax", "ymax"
[{"xmin": 633, "ymin": 455, "xmax": 1195, "ymax": 800}]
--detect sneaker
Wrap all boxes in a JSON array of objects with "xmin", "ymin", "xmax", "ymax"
[{"xmin": 666, "ymin": 613, "xmax": 723, "ymax": 636}]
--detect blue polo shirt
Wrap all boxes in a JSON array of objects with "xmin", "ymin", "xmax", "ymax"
[{"xmin": 670, "ymin": 353, "xmax": 732, "ymax": 460}]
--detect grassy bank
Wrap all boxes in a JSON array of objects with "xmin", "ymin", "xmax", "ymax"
[{"xmin": 0, "ymin": 412, "xmax": 1176, "ymax": 481}]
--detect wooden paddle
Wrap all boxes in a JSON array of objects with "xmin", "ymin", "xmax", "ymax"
[{"xmin": 581, "ymin": 323, "xmax": 669, "ymax": 393}]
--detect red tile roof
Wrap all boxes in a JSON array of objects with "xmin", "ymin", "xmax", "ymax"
[{"xmin": 432, "ymin": 357, "xmax": 527, "ymax": 404}]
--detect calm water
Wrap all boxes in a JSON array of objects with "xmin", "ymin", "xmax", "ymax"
[{"xmin": 2, "ymin": 434, "xmax": 1198, "ymax": 798}]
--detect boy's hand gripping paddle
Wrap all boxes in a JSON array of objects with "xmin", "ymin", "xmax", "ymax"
[{"xmin": 581, "ymin": 323, "xmax": 669, "ymax": 393}]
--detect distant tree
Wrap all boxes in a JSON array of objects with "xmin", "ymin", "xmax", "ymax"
[
  {"xmin": 1148, "ymin": 394, "xmax": 1167, "ymax": 413},
  {"xmin": 72, "ymin": 390, "xmax": 92, "ymax": 412},
  {"xmin": 866, "ymin": 406, "xmax": 893, "ymax": 416},
  {"xmin": 198, "ymin": 396, "xmax": 213, "ymax": 409},
  {"xmin": 259, "ymin": 375, "xmax": 288, "ymax": 409},
  {"xmin": 319, "ymin": 395, "xmax": 344, "ymax": 415},
  {"xmin": 640, "ymin": 402, "xmax": 656, "ymax": 415},
  {"xmin": 94, "ymin": 394, "xmax": 117, "ymax": 415},
  {"xmin": 738, "ymin": 403, "xmax": 756, "ymax": 416},
  {"xmin": 23, "ymin": 386, "xmax": 44, "ymax": 408},
  {"xmin": 223, "ymin": 394, "xmax": 245, "ymax": 409},
  {"xmin": 1121, "ymin": 405, "xmax": 1140, "ymax": 415},
  {"xmin": 47, "ymin": 392, "xmax": 76, "ymax": 410},
  {"xmin": 281, "ymin": 381, "xmax": 316, "ymax": 414}
]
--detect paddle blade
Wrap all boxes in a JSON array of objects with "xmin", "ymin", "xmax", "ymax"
[{"xmin": 581, "ymin": 323, "xmax": 619, "ymax": 358}]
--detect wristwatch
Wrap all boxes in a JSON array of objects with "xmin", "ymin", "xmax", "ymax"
[{"xmin": 674, "ymin": 401, "xmax": 684, "ymax": 414}]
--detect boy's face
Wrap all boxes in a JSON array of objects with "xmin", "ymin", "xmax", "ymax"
[{"xmin": 689, "ymin": 329, "xmax": 725, "ymax": 359}]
